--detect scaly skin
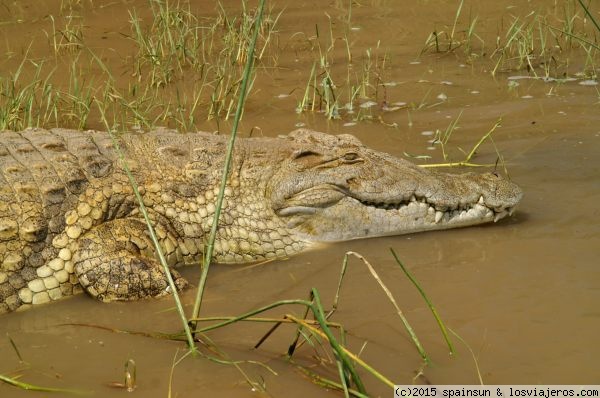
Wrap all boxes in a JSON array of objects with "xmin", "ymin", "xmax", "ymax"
[{"xmin": 0, "ymin": 128, "xmax": 522, "ymax": 313}]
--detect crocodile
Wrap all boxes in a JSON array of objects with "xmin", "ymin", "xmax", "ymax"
[{"xmin": 0, "ymin": 128, "xmax": 522, "ymax": 313}]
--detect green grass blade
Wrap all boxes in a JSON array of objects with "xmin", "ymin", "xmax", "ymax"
[
  {"xmin": 310, "ymin": 288, "xmax": 366, "ymax": 394},
  {"xmin": 449, "ymin": 328, "xmax": 484, "ymax": 384},
  {"xmin": 7, "ymin": 334, "xmax": 24, "ymax": 362},
  {"xmin": 191, "ymin": 299, "xmax": 314, "ymax": 333},
  {"xmin": 345, "ymin": 251, "xmax": 429, "ymax": 363},
  {"xmin": 0, "ymin": 373, "xmax": 90, "ymax": 395},
  {"xmin": 294, "ymin": 365, "xmax": 370, "ymax": 398},
  {"xmin": 390, "ymin": 248, "xmax": 455, "ymax": 355},
  {"xmin": 544, "ymin": 23, "xmax": 600, "ymax": 51},
  {"xmin": 465, "ymin": 118, "xmax": 501, "ymax": 162},
  {"xmin": 190, "ymin": 0, "xmax": 267, "ymax": 324},
  {"xmin": 449, "ymin": 0, "xmax": 464, "ymax": 50},
  {"xmin": 577, "ymin": 0, "xmax": 600, "ymax": 33},
  {"xmin": 95, "ymin": 101, "xmax": 197, "ymax": 353}
]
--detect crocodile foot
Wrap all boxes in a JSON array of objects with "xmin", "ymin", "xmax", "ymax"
[{"xmin": 73, "ymin": 218, "xmax": 188, "ymax": 302}]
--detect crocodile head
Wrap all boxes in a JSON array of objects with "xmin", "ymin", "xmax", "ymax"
[{"xmin": 268, "ymin": 129, "xmax": 523, "ymax": 242}]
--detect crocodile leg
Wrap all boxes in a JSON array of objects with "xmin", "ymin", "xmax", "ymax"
[{"xmin": 72, "ymin": 218, "xmax": 188, "ymax": 302}]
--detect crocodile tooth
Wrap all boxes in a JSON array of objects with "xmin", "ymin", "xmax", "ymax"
[
  {"xmin": 472, "ymin": 204, "xmax": 484, "ymax": 215},
  {"xmin": 508, "ymin": 207, "xmax": 514, "ymax": 216},
  {"xmin": 494, "ymin": 210, "xmax": 508, "ymax": 222},
  {"xmin": 410, "ymin": 195, "xmax": 416, "ymax": 202},
  {"xmin": 478, "ymin": 196, "xmax": 484, "ymax": 205},
  {"xmin": 435, "ymin": 210, "xmax": 444, "ymax": 223}
]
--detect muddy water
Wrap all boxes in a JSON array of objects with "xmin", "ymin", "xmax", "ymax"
[{"xmin": 1, "ymin": 0, "xmax": 599, "ymax": 396}]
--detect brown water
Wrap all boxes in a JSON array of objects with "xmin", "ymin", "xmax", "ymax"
[{"xmin": 1, "ymin": 0, "xmax": 599, "ymax": 396}]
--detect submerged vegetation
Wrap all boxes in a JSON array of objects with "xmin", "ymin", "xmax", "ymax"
[
  {"xmin": 422, "ymin": 0, "xmax": 600, "ymax": 78},
  {"xmin": 0, "ymin": 0, "xmax": 281, "ymax": 131},
  {"xmin": 0, "ymin": 0, "xmax": 598, "ymax": 132}
]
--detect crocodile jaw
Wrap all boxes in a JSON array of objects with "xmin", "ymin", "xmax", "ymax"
[
  {"xmin": 278, "ymin": 172, "xmax": 523, "ymax": 243},
  {"xmin": 286, "ymin": 194, "xmax": 518, "ymax": 242}
]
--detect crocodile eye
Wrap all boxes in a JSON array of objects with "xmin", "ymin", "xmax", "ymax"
[{"xmin": 342, "ymin": 152, "xmax": 360, "ymax": 162}]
